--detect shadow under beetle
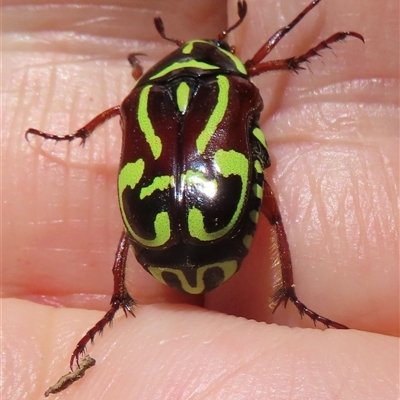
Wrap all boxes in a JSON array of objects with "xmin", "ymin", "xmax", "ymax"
[{"xmin": 26, "ymin": 0, "xmax": 364, "ymax": 392}]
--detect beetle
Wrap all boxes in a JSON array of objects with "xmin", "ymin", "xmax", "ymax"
[{"xmin": 26, "ymin": 0, "xmax": 363, "ymax": 389}]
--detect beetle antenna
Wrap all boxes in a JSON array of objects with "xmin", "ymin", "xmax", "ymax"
[
  {"xmin": 218, "ymin": 1, "xmax": 247, "ymax": 41},
  {"xmin": 154, "ymin": 17, "xmax": 184, "ymax": 47}
]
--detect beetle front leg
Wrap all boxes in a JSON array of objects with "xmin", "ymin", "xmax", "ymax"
[
  {"xmin": 246, "ymin": 31, "xmax": 363, "ymax": 76},
  {"xmin": 70, "ymin": 231, "xmax": 136, "ymax": 369},
  {"xmin": 261, "ymin": 180, "xmax": 348, "ymax": 329},
  {"xmin": 244, "ymin": 0, "xmax": 364, "ymax": 77},
  {"xmin": 25, "ymin": 106, "xmax": 121, "ymax": 145}
]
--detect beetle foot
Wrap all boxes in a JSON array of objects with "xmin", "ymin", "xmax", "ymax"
[
  {"xmin": 270, "ymin": 286, "xmax": 348, "ymax": 329},
  {"xmin": 69, "ymin": 296, "xmax": 137, "ymax": 370},
  {"xmin": 113, "ymin": 292, "xmax": 137, "ymax": 319}
]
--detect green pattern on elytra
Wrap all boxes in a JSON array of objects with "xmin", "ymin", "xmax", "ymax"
[
  {"xmin": 181, "ymin": 40, "xmax": 247, "ymax": 75},
  {"xmin": 118, "ymin": 159, "xmax": 171, "ymax": 247},
  {"xmin": 120, "ymin": 45, "xmax": 255, "ymax": 249},
  {"xmin": 252, "ymin": 127, "xmax": 267, "ymax": 149},
  {"xmin": 183, "ymin": 170, "xmax": 218, "ymax": 198},
  {"xmin": 140, "ymin": 175, "xmax": 174, "ymax": 200},
  {"xmin": 149, "ymin": 60, "xmax": 219, "ymax": 80},
  {"xmin": 147, "ymin": 260, "xmax": 238, "ymax": 294},
  {"xmin": 254, "ymin": 160, "xmax": 263, "ymax": 174},
  {"xmin": 218, "ymin": 46, "xmax": 247, "ymax": 75},
  {"xmin": 242, "ymin": 234, "xmax": 253, "ymax": 249},
  {"xmin": 188, "ymin": 149, "xmax": 249, "ymax": 241},
  {"xmin": 138, "ymin": 85, "xmax": 162, "ymax": 160},
  {"xmin": 182, "ymin": 40, "xmax": 209, "ymax": 54},
  {"xmin": 176, "ymin": 81, "xmax": 190, "ymax": 113},
  {"xmin": 252, "ymin": 183, "xmax": 263, "ymax": 199},
  {"xmin": 118, "ymin": 159, "xmax": 144, "ymax": 204},
  {"xmin": 249, "ymin": 210, "xmax": 259, "ymax": 224},
  {"xmin": 196, "ymin": 75, "xmax": 229, "ymax": 154}
]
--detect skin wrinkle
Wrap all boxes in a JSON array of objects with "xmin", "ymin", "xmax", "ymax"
[
  {"xmin": 44, "ymin": 55, "xmax": 60, "ymax": 129},
  {"xmin": 212, "ymin": 357, "xmax": 264, "ymax": 397},
  {"xmin": 279, "ymin": 79, "xmax": 397, "ymax": 119},
  {"xmin": 380, "ymin": 149, "xmax": 399, "ymax": 236},
  {"xmin": 299, "ymin": 150, "xmax": 328, "ymax": 244},
  {"xmin": 361, "ymin": 150, "xmax": 397, "ymax": 254},
  {"xmin": 270, "ymin": 100, "xmax": 376, "ymax": 145},
  {"xmin": 288, "ymin": 140, "xmax": 395, "ymax": 271},
  {"xmin": 183, "ymin": 331, "xmax": 294, "ymax": 400},
  {"xmin": 349, "ymin": 155, "xmax": 366, "ymax": 254},
  {"xmin": 360, "ymin": 163, "xmax": 378, "ymax": 252},
  {"xmin": 301, "ymin": 158, "xmax": 318, "ymax": 243}
]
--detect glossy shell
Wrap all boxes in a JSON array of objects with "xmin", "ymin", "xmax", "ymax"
[{"xmin": 118, "ymin": 40, "xmax": 270, "ymax": 293}]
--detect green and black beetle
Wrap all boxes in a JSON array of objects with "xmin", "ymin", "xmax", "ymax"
[{"xmin": 26, "ymin": 0, "xmax": 363, "ymax": 393}]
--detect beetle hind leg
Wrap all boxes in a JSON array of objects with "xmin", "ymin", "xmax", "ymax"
[
  {"xmin": 262, "ymin": 180, "xmax": 348, "ymax": 329},
  {"xmin": 70, "ymin": 231, "xmax": 137, "ymax": 369}
]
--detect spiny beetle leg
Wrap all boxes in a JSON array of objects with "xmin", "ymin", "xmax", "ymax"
[
  {"xmin": 247, "ymin": 31, "xmax": 364, "ymax": 76},
  {"xmin": 261, "ymin": 180, "xmax": 348, "ymax": 329},
  {"xmin": 70, "ymin": 231, "xmax": 137, "ymax": 370},
  {"xmin": 25, "ymin": 106, "xmax": 121, "ymax": 146},
  {"xmin": 245, "ymin": 0, "xmax": 364, "ymax": 76},
  {"xmin": 245, "ymin": 0, "xmax": 325, "ymax": 68}
]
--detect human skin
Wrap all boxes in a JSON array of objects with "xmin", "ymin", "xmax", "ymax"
[{"xmin": 2, "ymin": 0, "xmax": 399, "ymax": 399}]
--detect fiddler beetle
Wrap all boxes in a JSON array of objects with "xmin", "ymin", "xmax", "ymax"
[{"xmin": 26, "ymin": 0, "xmax": 363, "ymax": 394}]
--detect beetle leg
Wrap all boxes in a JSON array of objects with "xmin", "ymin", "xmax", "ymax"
[
  {"xmin": 70, "ymin": 231, "xmax": 136, "ymax": 369},
  {"xmin": 261, "ymin": 180, "xmax": 348, "ymax": 329},
  {"xmin": 245, "ymin": 0, "xmax": 328, "ymax": 69},
  {"xmin": 245, "ymin": 0, "xmax": 325, "ymax": 68},
  {"xmin": 246, "ymin": 31, "xmax": 363, "ymax": 76},
  {"xmin": 127, "ymin": 53, "xmax": 145, "ymax": 81},
  {"xmin": 244, "ymin": 0, "xmax": 364, "ymax": 75},
  {"xmin": 25, "ymin": 106, "xmax": 121, "ymax": 146}
]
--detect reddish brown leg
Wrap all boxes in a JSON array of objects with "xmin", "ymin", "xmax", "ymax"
[
  {"xmin": 261, "ymin": 180, "xmax": 347, "ymax": 329},
  {"xmin": 244, "ymin": 0, "xmax": 364, "ymax": 76},
  {"xmin": 70, "ymin": 231, "xmax": 136, "ymax": 369},
  {"xmin": 25, "ymin": 106, "xmax": 121, "ymax": 145},
  {"xmin": 127, "ymin": 53, "xmax": 145, "ymax": 80},
  {"xmin": 246, "ymin": 0, "xmax": 324, "ymax": 67},
  {"xmin": 246, "ymin": 32, "xmax": 363, "ymax": 76}
]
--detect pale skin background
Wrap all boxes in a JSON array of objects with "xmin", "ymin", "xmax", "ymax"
[{"xmin": 2, "ymin": 0, "xmax": 399, "ymax": 399}]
